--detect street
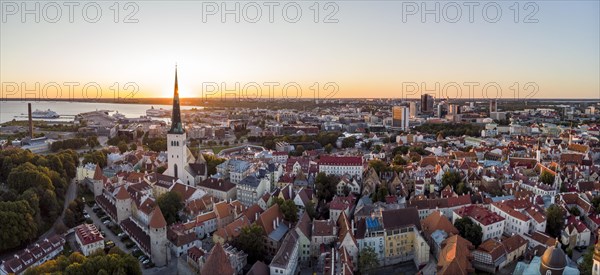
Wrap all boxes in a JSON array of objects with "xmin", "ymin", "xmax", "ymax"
[
  {"xmin": 84, "ymin": 204, "xmax": 130, "ymax": 253},
  {"xmin": 36, "ymin": 177, "xmax": 78, "ymax": 242}
]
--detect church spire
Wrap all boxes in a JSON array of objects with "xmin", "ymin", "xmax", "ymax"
[{"xmin": 169, "ymin": 65, "xmax": 184, "ymax": 134}]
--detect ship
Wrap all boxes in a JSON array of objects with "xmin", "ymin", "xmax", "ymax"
[
  {"xmin": 30, "ymin": 109, "xmax": 60, "ymax": 118},
  {"xmin": 146, "ymin": 106, "xmax": 169, "ymax": 117}
]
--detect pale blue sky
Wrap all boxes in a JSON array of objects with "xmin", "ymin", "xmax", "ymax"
[{"xmin": 1, "ymin": 1, "xmax": 598, "ymax": 99}]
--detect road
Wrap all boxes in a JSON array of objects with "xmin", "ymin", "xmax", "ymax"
[
  {"xmin": 39, "ymin": 177, "xmax": 78, "ymax": 240},
  {"xmin": 84, "ymin": 204, "xmax": 130, "ymax": 253}
]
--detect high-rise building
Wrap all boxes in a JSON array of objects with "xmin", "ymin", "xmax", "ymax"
[
  {"xmin": 421, "ymin": 94, "xmax": 434, "ymax": 114},
  {"xmin": 409, "ymin": 101, "xmax": 417, "ymax": 118},
  {"xmin": 489, "ymin": 99, "xmax": 497, "ymax": 114},
  {"xmin": 392, "ymin": 106, "xmax": 410, "ymax": 130},
  {"xmin": 448, "ymin": 104, "xmax": 460, "ymax": 115}
]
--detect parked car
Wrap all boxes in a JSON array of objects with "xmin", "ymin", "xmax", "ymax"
[
  {"xmin": 84, "ymin": 214, "xmax": 91, "ymax": 219},
  {"xmin": 142, "ymin": 259, "xmax": 150, "ymax": 265}
]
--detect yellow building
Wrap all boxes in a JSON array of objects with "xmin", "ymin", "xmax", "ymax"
[{"xmin": 381, "ymin": 208, "xmax": 430, "ymax": 267}]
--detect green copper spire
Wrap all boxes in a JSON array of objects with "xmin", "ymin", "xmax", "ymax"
[{"xmin": 169, "ymin": 65, "xmax": 184, "ymax": 134}]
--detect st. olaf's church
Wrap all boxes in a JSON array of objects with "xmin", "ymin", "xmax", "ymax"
[{"xmin": 164, "ymin": 66, "xmax": 207, "ymax": 185}]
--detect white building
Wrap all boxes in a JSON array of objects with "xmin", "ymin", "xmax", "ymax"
[
  {"xmin": 269, "ymin": 231, "xmax": 299, "ymax": 275},
  {"xmin": 490, "ymin": 202, "xmax": 530, "ymax": 235},
  {"xmin": 453, "ymin": 205, "xmax": 505, "ymax": 241},
  {"xmin": 0, "ymin": 235, "xmax": 65, "ymax": 275},
  {"xmin": 74, "ymin": 224, "xmax": 105, "ymax": 256},
  {"xmin": 318, "ymin": 155, "xmax": 364, "ymax": 180}
]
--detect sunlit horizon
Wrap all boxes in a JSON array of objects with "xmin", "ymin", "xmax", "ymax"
[{"xmin": 1, "ymin": 1, "xmax": 599, "ymax": 99}]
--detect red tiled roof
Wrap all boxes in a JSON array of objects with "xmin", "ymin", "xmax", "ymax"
[
  {"xmin": 201, "ymin": 243, "xmax": 235, "ymax": 275},
  {"xmin": 319, "ymin": 155, "xmax": 362, "ymax": 166},
  {"xmin": 75, "ymin": 224, "xmax": 104, "ymax": 245},
  {"xmin": 454, "ymin": 205, "xmax": 505, "ymax": 226},
  {"xmin": 149, "ymin": 206, "xmax": 167, "ymax": 228}
]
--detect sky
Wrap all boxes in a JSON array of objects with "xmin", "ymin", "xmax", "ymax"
[{"xmin": 1, "ymin": 1, "xmax": 599, "ymax": 100}]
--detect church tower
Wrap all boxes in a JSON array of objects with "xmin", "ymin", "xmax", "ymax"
[
  {"xmin": 149, "ymin": 206, "xmax": 168, "ymax": 267},
  {"xmin": 166, "ymin": 66, "xmax": 188, "ymax": 181}
]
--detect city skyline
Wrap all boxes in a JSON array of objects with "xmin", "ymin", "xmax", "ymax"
[{"xmin": 1, "ymin": 1, "xmax": 599, "ymax": 100}]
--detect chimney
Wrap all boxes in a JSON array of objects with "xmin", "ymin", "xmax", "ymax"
[
  {"xmin": 255, "ymin": 212, "xmax": 258, "ymax": 221},
  {"xmin": 272, "ymin": 219, "xmax": 276, "ymax": 229},
  {"xmin": 28, "ymin": 103, "xmax": 33, "ymax": 138}
]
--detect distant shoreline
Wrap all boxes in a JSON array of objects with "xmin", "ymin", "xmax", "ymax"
[{"xmin": 1, "ymin": 98, "xmax": 599, "ymax": 105}]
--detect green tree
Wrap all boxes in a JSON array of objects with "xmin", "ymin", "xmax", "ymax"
[
  {"xmin": 273, "ymin": 198, "xmax": 299, "ymax": 222},
  {"xmin": 324, "ymin": 144, "xmax": 334, "ymax": 154},
  {"xmin": 569, "ymin": 206, "xmax": 581, "ymax": 217},
  {"xmin": 305, "ymin": 200, "xmax": 317, "ymax": 219},
  {"xmin": 25, "ymin": 251, "xmax": 141, "ymax": 275},
  {"xmin": 454, "ymin": 217, "xmax": 483, "ymax": 247},
  {"xmin": 203, "ymin": 154, "xmax": 226, "ymax": 176},
  {"xmin": 371, "ymin": 186, "xmax": 389, "ymax": 202},
  {"xmin": 579, "ymin": 246, "xmax": 594, "ymax": 274},
  {"xmin": 359, "ymin": 247, "xmax": 379, "ymax": 273},
  {"xmin": 456, "ymin": 182, "xmax": 470, "ymax": 195},
  {"xmin": 442, "ymin": 171, "xmax": 461, "ymax": 190},
  {"xmin": 0, "ymin": 200, "xmax": 38, "ymax": 251},
  {"xmin": 129, "ymin": 143, "xmax": 137, "ymax": 151},
  {"xmin": 117, "ymin": 141, "xmax": 128, "ymax": 154},
  {"xmin": 157, "ymin": 192, "xmax": 183, "ymax": 225},
  {"xmin": 342, "ymin": 136, "xmax": 357, "ymax": 148},
  {"xmin": 86, "ymin": 136, "xmax": 100, "ymax": 148},
  {"xmin": 540, "ymin": 170, "xmax": 555, "ymax": 185},
  {"xmin": 83, "ymin": 150, "xmax": 107, "ymax": 168},
  {"xmin": 546, "ymin": 204, "xmax": 564, "ymax": 238},
  {"xmin": 368, "ymin": 159, "xmax": 391, "ymax": 174},
  {"xmin": 232, "ymin": 224, "xmax": 266, "ymax": 264},
  {"xmin": 392, "ymin": 154, "xmax": 407, "ymax": 165},
  {"xmin": 315, "ymin": 172, "xmax": 337, "ymax": 202}
]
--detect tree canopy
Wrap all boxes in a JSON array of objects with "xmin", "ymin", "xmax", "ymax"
[
  {"xmin": 546, "ymin": 204, "xmax": 564, "ymax": 238},
  {"xmin": 157, "ymin": 191, "xmax": 183, "ymax": 225},
  {"xmin": 0, "ymin": 148, "xmax": 78, "ymax": 252},
  {"xmin": 540, "ymin": 170, "xmax": 555, "ymax": 185},
  {"xmin": 24, "ymin": 250, "xmax": 141, "ymax": 275},
  {"xmin": 231, "ymin": 224, "xmax": 266, "ymax": 265},
  {"xmin": 359, "ymin": 247, "xmax": 379, "ymax": 274},
  {"xmin": 273, "ymin": 197, "xmax": 299, "ymax": 223},
  {"xmin": 442, "ymin": 171, "xmax": 462, "ymax": 190},
  {"xmin": 454, "ymin": 217, "xmax": 483, "ymax": 247},
  {"xmin": 341, "ymin": 137, "xmax": 357, "ymax": 148},
  {"xmin": 315, "ymin": 172, "xmax": 338, "ymax": 202}
]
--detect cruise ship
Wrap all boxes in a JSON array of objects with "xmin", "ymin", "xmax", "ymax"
[
  {"xmin": 146, "ymin": 106, "xmax": 169, "ymax": 117},
  {"xmin": 30, "ymin": 109, "xmax": 60, "ymax": 118}
]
